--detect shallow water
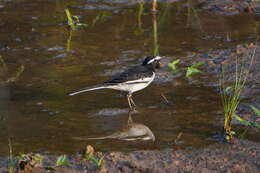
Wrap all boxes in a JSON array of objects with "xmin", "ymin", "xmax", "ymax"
[{"xmin": 0, "ymin": 0, "xmax": 259, "ymax": 156}]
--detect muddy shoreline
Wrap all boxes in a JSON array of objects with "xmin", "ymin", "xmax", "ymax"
[{"xmin": 0, "ymin": 139, "xmax": 259, "ymax": 173}]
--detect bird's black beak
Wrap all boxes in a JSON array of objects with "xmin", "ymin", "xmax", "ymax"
[{"xmin": 156, "ymin": 61, "xmax": 163, "ymax": 69}]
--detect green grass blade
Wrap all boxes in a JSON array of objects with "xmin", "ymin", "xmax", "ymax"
[
  {"xmin": 65, "ymin": 9, "xmax": 74, "ymax": 27},
  {"xmin": 186, "ymin": 67, "xmax": 201, "ymax": 77},
  {"xmin": 191, "ymin": 62, "xmax": 204, "ymax": 68},
  {"xmin": 235, "ymin": 115, "xmax": 250, "ymax": 126},
  {"xmin": 250, "ymin": 106, "xmax": 260, "ymax": 117}
]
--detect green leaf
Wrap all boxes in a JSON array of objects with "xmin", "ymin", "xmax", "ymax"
[
  {"xmin": 98, "ymin": 156, "xmax": 104, "ymax": 167},
  {"xmin": 65, "ymin": 9, "xmax": 74, "ymax": 27},
  {"xmin": 65, "ymin": 8, "xmax": 87, "ymax": 30},
  {"xmin": 186, "ymin": 67, "xmax": 202, "ymax": 77},
  {"xmin": 170, "ymin": 59, "xmax": 180, "ymax": 65},
  {"xmin": 77, "ymin": 23, "xmax": 88, "ymax": 27},
  {"xmin": 168, "ymin": 59, "xmax": 180, "ymax": 72},
  {"xmin": 89, "ymin": 157, "xmax": 99, "ymax": 166},
  {"xmin": 72, "ymin": 15, "xmax": 80, "ymax": 23},
  {"xmin": 191, "ymin": 62, "xmax": 204, "ymax": 68},
  {"xmin": 235, "ymin": 114, "xmax": 260, "ymax": 128},
  {"xmin": 56, "ymin": 155, "xmax": 65, "ymax": 166},
  {"xmin": 250, "ymin": 122, "xmax": 260, "ymax": 128},
  {"xmin": 46, "ymin": 166, "xmax": 56, "ymax": 171},
  {"xmin": 250, "ymin": 106, "xmax": 260, "ymax": 117},
  {"xmin": 56, "ymin": 155, "xmax": 70, "ymax": 167},
  {"xmin": 186, "ymin": 62, "xmax": 204, "ymax": 77}
]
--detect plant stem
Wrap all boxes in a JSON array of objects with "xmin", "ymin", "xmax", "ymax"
[
  {"xmin": 152, "ymin": 12, "xmax": 159, "ymax": 56},
  {"xmin": 152, "ymin": 0, "xmax": 157, "ymax": 11}
]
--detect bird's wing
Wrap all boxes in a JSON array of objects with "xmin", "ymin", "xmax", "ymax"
[{"xmin": 104, "ymin": 65, "xmax": 154, "ymax": 84}]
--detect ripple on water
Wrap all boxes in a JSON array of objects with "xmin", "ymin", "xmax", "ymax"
[{"xmin": 92, "ymin": 108, "xmax": 130, "ymax": 117}]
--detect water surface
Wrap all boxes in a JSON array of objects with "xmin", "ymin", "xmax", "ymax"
[{"xmin": 0, "ymin": 0, "xmax": 259, "ymax": 156}]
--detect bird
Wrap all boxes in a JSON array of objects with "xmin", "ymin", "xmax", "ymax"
[{"xmin": 69, "ymin": 56, "xmax": 162, "ymax": 109}]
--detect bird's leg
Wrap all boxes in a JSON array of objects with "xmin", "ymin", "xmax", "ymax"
[
  {"xmin": 127, "ymin": 110, "xmax": 133, "ymax": 125},
  {"xmin": 129, "ymin": 94, "xmax": 136, "ymax": 108},
  {"xmin": 127, "ymin": 94, "xmax": 133, "ymax": 110}
]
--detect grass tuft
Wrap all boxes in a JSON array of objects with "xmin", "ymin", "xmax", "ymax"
[{"xmin": 219, "ymin": 44, "xmax": 257, "ymax": 141}]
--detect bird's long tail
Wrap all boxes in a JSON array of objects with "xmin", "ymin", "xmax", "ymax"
[{"xmin": 68, "ymin": 84, "xmax": 107, "ymax": 96}]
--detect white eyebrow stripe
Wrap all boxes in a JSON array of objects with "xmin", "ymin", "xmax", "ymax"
[
  {"xmin": 147, "ymin": 56, "xmax": 161, "ymax": 64},
  {"xmin": 155, "ymin": 56, "xmax": 161, "ymax": 60}
]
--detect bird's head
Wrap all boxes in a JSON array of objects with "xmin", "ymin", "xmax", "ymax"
[{"xmin": 142, "ymin": 56, "xmax": 162, "ymax": 70}]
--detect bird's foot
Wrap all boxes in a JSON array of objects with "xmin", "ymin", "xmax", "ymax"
[{"xmin": 127, "ymin": 94, "xmax": 138, "ymax": 111}]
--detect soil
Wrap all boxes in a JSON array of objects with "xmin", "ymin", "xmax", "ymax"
[
  {"xmin": 104, "ymin": 139, "xmax": 260, "ymax": 173},
  {"xmin": 0, "ymin": 139, "xmax": 259, "ymax": 173}
]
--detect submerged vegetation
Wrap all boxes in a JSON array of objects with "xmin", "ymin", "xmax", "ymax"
[{"xmin": 0, "ymin": 55, "xmax": 24, "ymax": 84}]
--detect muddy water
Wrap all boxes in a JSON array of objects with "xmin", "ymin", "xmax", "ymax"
[{"xmin": 0, "ymin": 0, "xmax": 259, "ymax": 156}]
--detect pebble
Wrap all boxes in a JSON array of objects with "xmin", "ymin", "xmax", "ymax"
[
  {"xmin": 53, "ymin": 53, "xmax": 67, "ymax": 59},
  {"xmin": 36, "ymin": 102, "xmax": 43, "ymax": 105}
]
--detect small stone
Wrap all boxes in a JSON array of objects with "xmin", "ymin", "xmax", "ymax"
[
  {"xmin": 16, "ymin": 37, "xmax": 22, "ymax": 42},
  {"xmin": 173, "ymin": 160, "xmax": 180, "ymax": 166},
  {"xmin": 40, "ymin": 109, "xmax": 48, "ymax": 112},
  {"xmin": 53, "ymin": 53, "xmax": 67, "ymax": 59},
  {"xmin": 47, "ymin": 46, "xmax": 64, "ymax": 51},
  {"xmin": 36, "ymin": 102, "xmax": 43, "ymax": 105}
]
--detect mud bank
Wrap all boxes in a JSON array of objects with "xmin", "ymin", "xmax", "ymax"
[{"xmin": 0, "ymin": 139, "xmax": 259, "ymax": 173}]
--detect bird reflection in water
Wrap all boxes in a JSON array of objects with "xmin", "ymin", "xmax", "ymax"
[{"xmin": 73, "ymin": 110, "xmax": 155, "ymax": 142}]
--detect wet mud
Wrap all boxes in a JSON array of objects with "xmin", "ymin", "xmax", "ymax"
[{"xmin": 0, "ymin": 139, "xmax": 259, "ymax": 173}]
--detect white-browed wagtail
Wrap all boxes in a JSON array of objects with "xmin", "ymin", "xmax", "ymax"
[{"xmin": 69, "ymin": 56, "xmax": 162, "ymax": 109}]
